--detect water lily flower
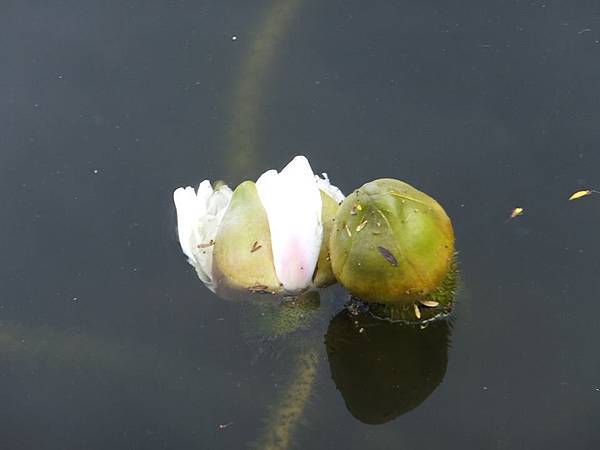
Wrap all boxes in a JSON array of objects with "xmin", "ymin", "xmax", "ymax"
[
  {"xmin": 174, "ymin": 156, "xmax": 344, "ymax": 294},
  {"xmin": 173, "ymin": 180, "xmax": 233, "ymax": 291},
  {"xmin": 329, "ymin": 178, "xmax": 455, "ymax": 306}
]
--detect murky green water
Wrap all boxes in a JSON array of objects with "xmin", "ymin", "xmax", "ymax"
[{"xmin": 2, "ymin": 1, "xmax": 600, "ymax": 449}]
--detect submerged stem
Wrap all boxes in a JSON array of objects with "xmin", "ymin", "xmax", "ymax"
[{"xmin": 254, "ymin": 347, "xmax": 318, "ymax": 450}]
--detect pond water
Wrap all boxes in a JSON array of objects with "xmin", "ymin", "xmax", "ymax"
[{"xmin": 3, "ymin": 1, "xmax": 600, "ymax": 449}]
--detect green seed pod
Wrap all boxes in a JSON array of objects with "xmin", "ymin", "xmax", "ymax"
[{"xmin": 330, "ymin": 179, "xmax": 455, "ymax": 304}]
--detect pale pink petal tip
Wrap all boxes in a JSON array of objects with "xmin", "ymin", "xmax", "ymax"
[{"xmin": 256, "ymin": 155, "xmax": 323, "ymax": 291}]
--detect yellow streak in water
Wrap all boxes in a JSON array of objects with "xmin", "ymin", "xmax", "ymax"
[
  {"xmin": 228, "ymin": 0, "xmax": 304, "ymax": 178},
  {"xmin": 256, "ymin": 348, "xmax": 319, "ymax": 450}
]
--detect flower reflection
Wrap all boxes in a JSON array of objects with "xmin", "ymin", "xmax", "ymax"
[{"xmin": 325, "ymin": 308, "xmax": 450, "ymax": 424}]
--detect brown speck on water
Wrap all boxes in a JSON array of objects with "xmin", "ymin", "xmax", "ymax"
[
  {"xmin": 250, "ymin": 241, "xmax": 262, "ymax": 253},
  {"xmin": 377, "ymin": 246, "xmax": 398, "ymax": 266}
]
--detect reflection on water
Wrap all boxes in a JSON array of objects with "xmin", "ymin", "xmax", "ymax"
[
  {"xmin": 215, "ymin": 289, "xmax": 326, "ymax": 450},
  {"xmin": 0, "ymin": 320, "xmax": 259, "ymax": 447},
  {"xmin": 326, "ymin": 309, "xmax": 450, "ymax": 424},
  {"xmin": 227, "ymin": 0, "xmax": 304, "ymax": 179},
  {"xmin": 237, "ymin": 290, "xmax": 322, "ymax": 340}
]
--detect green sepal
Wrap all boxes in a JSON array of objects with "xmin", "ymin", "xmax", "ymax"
[{"xmin": 213, "ymin": 180, "xmax": 282, "ymax": 293}]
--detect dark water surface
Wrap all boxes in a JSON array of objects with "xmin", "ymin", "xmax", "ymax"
[{"xmin": 3, "ymin": 1, "xmax": 600, "ymax": 449}]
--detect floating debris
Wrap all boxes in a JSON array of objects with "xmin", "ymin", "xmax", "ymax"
[
  {"xmin": 345, "ymin": 224, "xmax": 352, "ymax": 237},
  {"xmin": 248, "ymin": 284, "xmax": 270, "ymax": 293},
  {"xmin": 218, "ymin": 421, "xmax": 234, "ymax": 430},
  {"xmin": 356, "ymin": 220, "xmax": 368, "ymax": 232},
  {"xmin": 350, "ymin": 203, "xmax": 362, "ymax": 215},
  {"xmin": 508, "ymin": 207, "xmax": 524, "ymax": 220},
  {"xmin": 377, "ymin": 246, "xmax": 398, "ymax": 267},
  {"xmin": 413, "ymin": 304, "xmax": 421, "ymax": 319},
  {"xmin": 569, "ymin": 189, "xmax": 596, "ymax": 201},
  {"xmin": 419, "ymin": 299, "xmax": 440, "ymax": 308}
]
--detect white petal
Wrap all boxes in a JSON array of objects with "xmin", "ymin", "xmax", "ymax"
[
  {"xmin": 256, "ymin": 156, "xmax": 323, "ymax": 291},
  {"xmin": 173, "ymin": 181, "xmax": 233, "ymax": 290},
  {"xmin": 315, "ymin": 172, "xmax": 345, "ymax": 203}
]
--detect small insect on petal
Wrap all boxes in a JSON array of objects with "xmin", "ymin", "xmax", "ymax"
[
  {"xmin": 413, "ymin": 304, "xmax": 421, "ymax": 319},
  {"xmin": 569, "ymin": 190, "xmax": 593, "ymax": 201},
  {"xmin": 250, "ymin": 241, "xmax": 262, "ymax": 253},
  {"xmin": 419, "ymin": 299, "xmax": 439, "ymax": 308},
  {"xmin": 197, "ymin": 239, "xmax": 215, "ymax": 249},
  {"xmin": 509, "ymin": 207, "xmax": 524, "ymax": 220},
  {"xmin": 356, "ymin": 220, "xmax": 368, "ymax": 232}
]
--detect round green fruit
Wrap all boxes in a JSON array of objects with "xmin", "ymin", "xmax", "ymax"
[{"xmin": 329, "ymin": 179, "xmax": 455, "ymax": 304}]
